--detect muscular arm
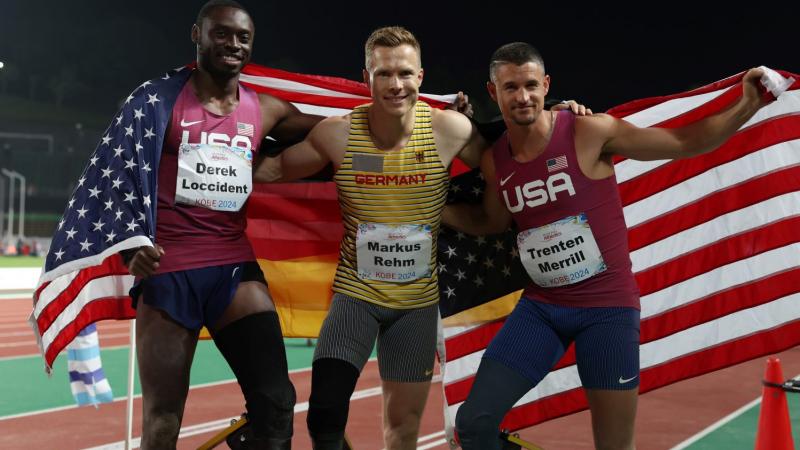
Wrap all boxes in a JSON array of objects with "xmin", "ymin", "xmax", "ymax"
[
  {"xmin": 432, "ymin": 108, "xmax": 490, "ymax": 169},
  {"xmin": 253, "ymin": 116, "xmax": 349, "ymax": 183},
  {"xmin": 258, "ymin": 94, "xmax": 324, "ymax": 144},
  {"xmin": 442, "ymin": 149, "xmax": 513, "ymax": 236},
  {"xmin": 590, "ymin": 68, "xmax": 769, "ymax": 161}
]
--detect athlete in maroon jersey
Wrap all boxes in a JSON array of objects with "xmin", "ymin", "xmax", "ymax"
[
  {"xmin": 123, "ymin": 1, "xmax": 322, "ymax": 449},
  {"xmin": 444, "ymin": 43, "xmax": 773, "ymax": 450}
]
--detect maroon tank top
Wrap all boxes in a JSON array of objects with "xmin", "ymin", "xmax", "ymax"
[
  {"xmin": 492, "ymin": 110, "xmax": 639, "ymax": 308},
  {"xmin": 154, "ymin": 77, "xmax": 263, "ymax": 273}
]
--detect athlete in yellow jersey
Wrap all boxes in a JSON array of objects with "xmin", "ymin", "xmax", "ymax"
[
  {"xmin": 255, "ymin": 26, "xmax": 584, "ymax": 450},
  {"xmin": 332, "ymin": 100, "xmax": 449, "ymax": 309}
]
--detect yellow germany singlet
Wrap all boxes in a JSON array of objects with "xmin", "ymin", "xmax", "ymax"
[{"xmin": 332, "ymin": 101, "xmax": 450, "ymax": 309}]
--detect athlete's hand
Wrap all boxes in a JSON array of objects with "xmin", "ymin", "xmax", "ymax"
[
  {"xmin": 552, "ymin": 100, "xmax": 592, "ymax": 116},
  {"xmin": 126, "ymin": 245, "xmax": 165, "ymax": 278},
  {"xmin": 741, "ymin": 67, "xmax": 771, "ymax": 107},
  {"xmin": 447, "ymin": 91, "xmax": 474, "ymax": 118}
]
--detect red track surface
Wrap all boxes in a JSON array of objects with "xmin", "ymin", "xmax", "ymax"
[
  {"xmin": 0, "ymin": 299, "xmax": 131, "ymax": 359},
  {"xmin": 3, "ymin": 297, "xmax": 799, "ymax": 449}
]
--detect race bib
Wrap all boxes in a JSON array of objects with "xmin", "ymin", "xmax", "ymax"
[
  {"xmin": 517, "ymin": 213, "xmax": 607, "ymax": 288},
  {"xmin": 356, "ymin": 223, "xmax": 433, "ymax": 283},
  {"xmin": 175, "ymin": 143, "xmax": 252, "ymax": 212}
]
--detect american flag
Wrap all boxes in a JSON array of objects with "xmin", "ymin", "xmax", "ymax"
[
  {"xmin": 29, "ymin": 67, "xmax": 192, "ymax": 370},
  {"xmin": 237, "ymin": 122, "xmax": 255, "ymax": 137},
  {"xmin": 438, "ymin": 69, "xmax": 800, "ymax": 439},
  {"xmin": 546, "ymin": 155, "xmax": 568, "ymax": 172}
]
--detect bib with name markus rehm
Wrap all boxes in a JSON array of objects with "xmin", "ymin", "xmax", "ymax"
[{"xmin": 333, "ymin": 102, "xmax": 449, "ymax": 309}]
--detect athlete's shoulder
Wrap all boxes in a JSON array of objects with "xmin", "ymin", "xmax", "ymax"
[
  {"xmin": 431, "ymin": 107, "xmax": 473, "ymax": 138},
  {"xmin": 256, "ymin": 91, "xmax": 292, "ymax": 112},
  {"xmin": 239, "ymin": 82, "xmax": 260, "ymax": 97},
  {"xmin": 575, "ymin": 113, "xmax": 616, "ymax": 128},
  {"xmin": 308, "ymin": 114, "xmax": 351, "ymax": 149},
  {"xmin": 316, "ymin": 114, "xmax": 351, "ymax": 131}
]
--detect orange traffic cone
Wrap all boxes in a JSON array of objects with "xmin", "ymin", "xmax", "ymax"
[{"xmin": 755, "ymin": 357, "xmax": 795, "ymax": 450}]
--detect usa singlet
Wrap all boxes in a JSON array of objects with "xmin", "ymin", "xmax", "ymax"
[
  {"xmin": 154, "ymin": 77, "xmax": 263, "ymax": 274},
  {"xmin": 332, "ymin": 102, "xmax": 449, "ymax": 309},
  {"xmin": 492, "ymin": 110, "xmax": 640, "ymax": 308}
]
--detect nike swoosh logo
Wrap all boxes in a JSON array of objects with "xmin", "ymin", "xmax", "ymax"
[
  {"xmin": 232, "ymin": 267, "xmax": 239, "ymax": 279},
  {"xmin": 618, "ymin": 375, "xmax": 638, "ymax": 384},
  {"xmin": 180, "ymin": 119, "xmax": 204, "ymax": 127},
  {"xmin": 499, "ymin": 171, "xmax": 516, "ymax": 186}
]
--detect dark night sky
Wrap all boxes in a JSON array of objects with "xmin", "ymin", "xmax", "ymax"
[{"xmin": 1, "ymin": 1, "xmax": 797, "ymax": 120}]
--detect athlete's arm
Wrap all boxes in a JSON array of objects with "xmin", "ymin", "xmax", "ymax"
[
  {"xmin": 253, "ymin": 116, "xmax": 348, "ymax": 183},
  {"xmin": 592, "ymin": 68, "xmax": 769, "ymax": 161},
  {"xmin": 432, "ymin": 108, "xmax": 489, "ymax": 169},
  {"xmin": 258, "ymin": 94, "xmax": 324, "ymax": 144},
  {"xmin": 442, "ymin": 149, "xmax": 513, "ymax": 236}
]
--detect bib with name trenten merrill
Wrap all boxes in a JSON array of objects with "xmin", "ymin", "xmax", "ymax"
[{"xmin": 517, "ymin": 213, "xmax": 607, "ymax": 288}]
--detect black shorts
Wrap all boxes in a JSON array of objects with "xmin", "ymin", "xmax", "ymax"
[{"xmin": 130, "ymin": 261, "xmax": 267, "ymax": 330}]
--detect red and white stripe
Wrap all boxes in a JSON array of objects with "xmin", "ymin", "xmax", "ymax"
[
  {"xmin": 240, "ymin": 65, "xmax": 455, "ymax": 117},
  {"xmin": 546, "ymin": 155, "xmax": 568, "ymax": 172},
  {"xmin": 237, "ymin": 122, "xmax": 255, "ymax": 137},
  {"xmin": 30, "ymin": 237, "xmax": 146, "ymax": 370},
  {"xmin": 442, "ymin": 70, "xmax": 800, "ymax": 434}
]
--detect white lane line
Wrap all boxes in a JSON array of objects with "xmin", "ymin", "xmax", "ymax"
[
  {"xmin": 0, "ymin": 378, "xmax": 237, "ymax": 422},
  {"xmin": 0, "ymin": 359, "xmax": 375, "ymax": 422},
  {"xmin": 417, "ymin": 438, "xmax": 449, "ymax": 450},
  {"xmin": 418, "ymin": 430, "xmax": 446, "ymax": 443},
  {"xmin": 0, "ymin": 340, "xmax": 44, "ymax": 348},
  {"xmin": 670, "ymin": 397, "xmax": 761, "ymax": 449},
  {"xmin": 0, "ymin": 293, "xmax": 33, "ymax": 300},
  {"xmin": 84, "ymin": 373, "xmax": 442, "ymax": 450},
  {"xmin": 381, "ymin": 430, "xmax": 446, "ymax": 450},
  {"xmin": 670, "ymin": 373, "xmax": 800, "ymax": 450}
]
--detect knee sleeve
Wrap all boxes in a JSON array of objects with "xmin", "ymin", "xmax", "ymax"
[
  {"xmin": 456, "ymin": 358, "xmax": 534, "ymax": 450},
  {"xmin": 214, "ymin": 311, "xmax": 296, "ymax": 439},
  {"xmin": 456, "ymin": 401, "xmax": 505, "ymax": 450},
  {"xmin": 306, "ymin": 358, "xmax": 360, "ymax": 436}
]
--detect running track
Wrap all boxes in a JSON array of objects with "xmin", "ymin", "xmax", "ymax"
[{"xmin": 2, "ymin": 297, "xmax": 798, "ymax": 449}]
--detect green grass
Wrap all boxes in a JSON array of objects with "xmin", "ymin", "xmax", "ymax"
[
  {"xmin": 0, "ymin": 338, "xmax": 322, "ymax": 417},
  {"xmin": 686, "ymin": 394, "xmax": 800, "ymax": 449},
  {"xmin": 0, "ymin": 256, "xmax": 44, "ymax": 268},
  {"xmin": 0, "ymin": 337, "xmax": 372, "ymax": 417}
]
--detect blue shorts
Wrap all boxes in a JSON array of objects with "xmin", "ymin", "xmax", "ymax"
[
  {"xmin": 130, "ymin": 261, "xmax": 267, "ymax": 330},
  {"xmin": 484, "ymin": 297, "xmax": 640, "ymax": 390}
]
